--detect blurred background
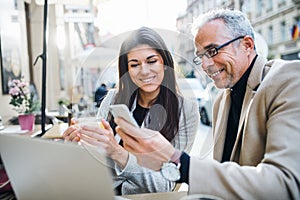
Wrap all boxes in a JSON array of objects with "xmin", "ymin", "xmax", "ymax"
[{"xmin": 0, "ymin": 0, "xmax": 299, "ymax": 126}]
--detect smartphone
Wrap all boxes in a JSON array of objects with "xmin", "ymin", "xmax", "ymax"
[{"xmin": 109, "ymin": 104, "xmax": 139, "ymax": 127}]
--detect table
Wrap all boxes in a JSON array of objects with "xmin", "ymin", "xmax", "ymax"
[
  {"xmin": 122, "ymin": 191, "xmax": 187, "ymax": 200},
  {"xmin": 0, "ymin": 115, "xmax": 51, "ymax": 137},
  {"xmin": 0, "ymin": 122, "xmax": 65, "ymax": 139},
  {"xmin": 0, "ymin": 119, "xmax": 189, "ymax": 200},
  {"xmin": 0, "ymin": 125, "xmax": 40, "ymax": 136}
]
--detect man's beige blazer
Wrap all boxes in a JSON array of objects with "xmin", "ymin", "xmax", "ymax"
[{"xmin": 189, "ymin": 55, "xmax": 300, "ymax": 199}]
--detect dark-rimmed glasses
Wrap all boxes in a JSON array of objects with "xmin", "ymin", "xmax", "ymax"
[{"xmin": 193, "ymin": 36, "xmax": 245, "ymax": 65}]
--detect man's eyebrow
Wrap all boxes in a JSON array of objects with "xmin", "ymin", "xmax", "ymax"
[
  {"xmin": 203, "ymin": 43, "xmax": 216, "ymax": 50},
  {"xmin": 195, "ymin": 43, "xmax": 216, "ymax": 55}
]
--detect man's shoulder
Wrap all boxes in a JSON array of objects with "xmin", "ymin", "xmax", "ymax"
[
  {"xmin": 266, "ymin": 58, "xmax": 300, "ymax": 67},
  {"xmin": 265, "ymin": 59, "xmax": 300, "ymax": 75},
  {"xmin": 258, "ymin": 59, "xmax": 300, "ymax": 93}
]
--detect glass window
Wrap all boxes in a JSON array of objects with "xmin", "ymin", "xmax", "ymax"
[
  {"xmin": 267, "ymin": 0, "xmax": 273, "ymax": 10},
  {"xmin": 268, "ymin": 25, "xmax": 273, "ymax": 45},
  {"xmin": 256, "ymin": 0, "xmax": 263, "ymax": 16},
  {"xmin": 280, "ymin": 21, "xmax": 286, "ymax": 42}
]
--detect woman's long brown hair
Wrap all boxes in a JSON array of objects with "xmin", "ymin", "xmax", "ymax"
[{"xmin": 109, "ymin": 27, "xmax": 183, "ymax": 142}]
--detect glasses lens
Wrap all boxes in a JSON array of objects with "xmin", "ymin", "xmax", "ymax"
[
  {"xmin": 206, "ymin": 48, "xmax": 218, "ymax": 58},
  {"xmin": 193, "ymin": 57, "xmax": 202, "ymax": 65}
]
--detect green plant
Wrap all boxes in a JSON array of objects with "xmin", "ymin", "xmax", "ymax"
[
  {"xmin": 9, "ymin": 78, "xmax": 40, "ymax": 114},
  {"xmin": 57, "ymin": 98, "xmax": 69, "ymax": 106}
]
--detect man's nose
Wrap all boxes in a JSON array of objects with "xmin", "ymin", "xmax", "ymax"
[{"xmin": 201, "ymin": 56, "xmax": 214, "ymax": 72}]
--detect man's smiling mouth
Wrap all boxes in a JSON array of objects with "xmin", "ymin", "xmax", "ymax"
[{"xmin": 209, "ymin": 69, "xmax": 224, "ymax": 78}]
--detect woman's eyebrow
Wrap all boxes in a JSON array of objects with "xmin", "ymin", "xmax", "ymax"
[
  {"xmin": 128, "ymin": 59, "xmax": 138, "ymax": 63},
  {"xmin": 128, "ymin": 54, "xmax": 159, "ymax": 63},
  {"xmin": 146, "ymin": 54, "xmax": 159, "ymax": 59}
]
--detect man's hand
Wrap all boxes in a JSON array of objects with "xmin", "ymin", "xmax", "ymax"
[{"xmin": 115, "ymin": 117, "xmax": 175, "ymax": 171}]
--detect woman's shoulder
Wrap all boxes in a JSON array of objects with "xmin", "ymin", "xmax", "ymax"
[
  {"xmin": 178, "ymin": 96, "xmax": 199, "ymax": 117},
  {"xmin": 108, "ymin": 88, "xmax": 117, "ymax": 95},
  {"xmin": 180, "ymin": 96, "xmax": 198, "ymax": 108},
  {"xmin": 97, "ymin": 89, "xmax": 117, "ymax": 119},
  {"xmin": 102, "ymin": 89, "xmax": 117, "ymax": 103}
]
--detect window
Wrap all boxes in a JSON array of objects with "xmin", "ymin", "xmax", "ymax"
[
  {"xmin": 267, "ymin": 0, "xmax": 273, "ymax": 11},
  {"xmin": 268, "ymin": 25, "xmax": 273, "ymax": 45},
  {"xmin": 256, "ymin": 0, "xmax": 263, "ymax": 16},
  {"xmin": 280, "ymin": 21, "xmax": 286, "ymax": 42},
  {"xmin": 257, "ymin": 30, "xmax": 262, "ymax": 35},
  {"xmin": 278, "ymin": 0, "xmax": 286, "ymax": 7}
]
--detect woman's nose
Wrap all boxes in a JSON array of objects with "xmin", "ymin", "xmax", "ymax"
[{"xmin": 140, "ymin": 63, "xmax": 150, "ymax": 74}]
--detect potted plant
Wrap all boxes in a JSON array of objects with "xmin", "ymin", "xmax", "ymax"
[
  {"xmin": 57, "ymin": 97, "xmax": 70, "ymax": 116},
  {"xmin": 9, "ymin": 78, "xmax": 40, "ymax": 131}
]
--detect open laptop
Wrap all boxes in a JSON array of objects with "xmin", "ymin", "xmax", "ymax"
[{"xmin": 0, "ymin": 134, "xmax": 127, "ymax": 200}]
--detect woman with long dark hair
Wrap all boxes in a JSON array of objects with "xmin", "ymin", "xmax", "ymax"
[{"xmin": 63, "ymin": 27, "xmax": 200, "ymax": 195}]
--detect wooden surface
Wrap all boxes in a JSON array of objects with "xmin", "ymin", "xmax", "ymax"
[{"xmin": 121, "ymin": 191, "xmax": 187, "ymax": 200}]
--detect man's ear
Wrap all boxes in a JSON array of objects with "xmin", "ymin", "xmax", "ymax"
[{"xmin": 242, "ymin": 35, "xmax": 255, "ymax": 50}]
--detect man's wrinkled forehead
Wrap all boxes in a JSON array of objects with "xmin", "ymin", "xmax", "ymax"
[
  {"xmin": 193, "ymin": 24, "xmax": 215, "ymax": 55},
  {"xmin": 193, "ymin": 20, "xmax": 229, "ymax": 54}
]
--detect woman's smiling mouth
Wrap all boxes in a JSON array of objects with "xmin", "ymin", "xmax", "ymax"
[{"xmin": 140, "ymin": 76, "xmax": 155, "ymax": 83}]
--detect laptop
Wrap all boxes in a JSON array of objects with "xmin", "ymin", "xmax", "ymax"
[{"xmin": 0, "ymin": 134, "xmax": 127, "ymax": 200}]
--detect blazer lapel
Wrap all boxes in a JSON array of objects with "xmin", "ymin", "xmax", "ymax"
[
  {"xmin": 231, "ymin": 55, "xmax": 268, "ymax": 161},
  {"xmin": 213, "ymin": 88, "xmax": 231, "ymax": 161}
]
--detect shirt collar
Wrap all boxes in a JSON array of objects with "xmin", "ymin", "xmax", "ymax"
[{"xmin": 231, "ymin": 54, "xmax": 258, "ymax": 96}]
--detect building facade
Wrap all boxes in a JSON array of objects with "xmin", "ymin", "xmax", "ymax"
[
  {"xmin": 246, "ymin": 0, "xmax": 300, "ymax": 60},
  {"xmin": 176, "ymin": 0, "xmax": 300, "ymax": 85}
]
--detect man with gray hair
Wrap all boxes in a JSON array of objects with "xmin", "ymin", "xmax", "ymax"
[{"xmin": 115, "ymin": 8, "xmax": 300, "ymax": 199}]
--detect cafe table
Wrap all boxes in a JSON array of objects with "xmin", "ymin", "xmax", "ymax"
[
  {"xmin": 121, "ymin": 191, "xmax": 188, "ymax": 200},
  {"xmin": 0, "ymin": 119, "xmax": 191, "ymax": 200}
]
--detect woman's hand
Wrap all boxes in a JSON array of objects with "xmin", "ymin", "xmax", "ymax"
[
  {"xmin": 79, "ymin": 119, "xmax": 129, "ymax": 169},
  {"xmin": 62, "ymin": 118, "xmax": 81, "ymax": 142}
]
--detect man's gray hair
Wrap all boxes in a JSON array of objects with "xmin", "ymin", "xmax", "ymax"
[{"xmin": 191, "ymin": 8, "xmax": 255, "ymax": 39}]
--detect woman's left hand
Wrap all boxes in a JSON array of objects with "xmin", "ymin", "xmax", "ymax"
[
  {"xmin": 115, "ymin": 117, "xmax": 175, "ymax": 171},
  {"xmin": 79, "ymin": 118, "xmax": 129, "ymax": 169}
]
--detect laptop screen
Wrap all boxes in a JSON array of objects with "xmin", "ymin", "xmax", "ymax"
[{"xmin": 0, "ymin": 134, "xmax": 116, "ymax": 200}]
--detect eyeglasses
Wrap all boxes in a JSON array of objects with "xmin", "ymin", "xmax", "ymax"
[{"xmin": 193, "ymin": 36, "xmax": 245, "ymax": 65}]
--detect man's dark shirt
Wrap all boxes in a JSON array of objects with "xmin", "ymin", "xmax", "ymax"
[
  {"xmin": 178, "ymin": 55, "xmax": 258, "ymax": 184},
  {"xmin": 221, "ymin": 55, "xmax": 257, "ymax": 162}
]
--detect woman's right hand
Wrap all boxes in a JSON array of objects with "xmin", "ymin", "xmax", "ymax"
[{"xmin": 62, "ymin": 118, "xmax": 81, "ymax": 142}]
